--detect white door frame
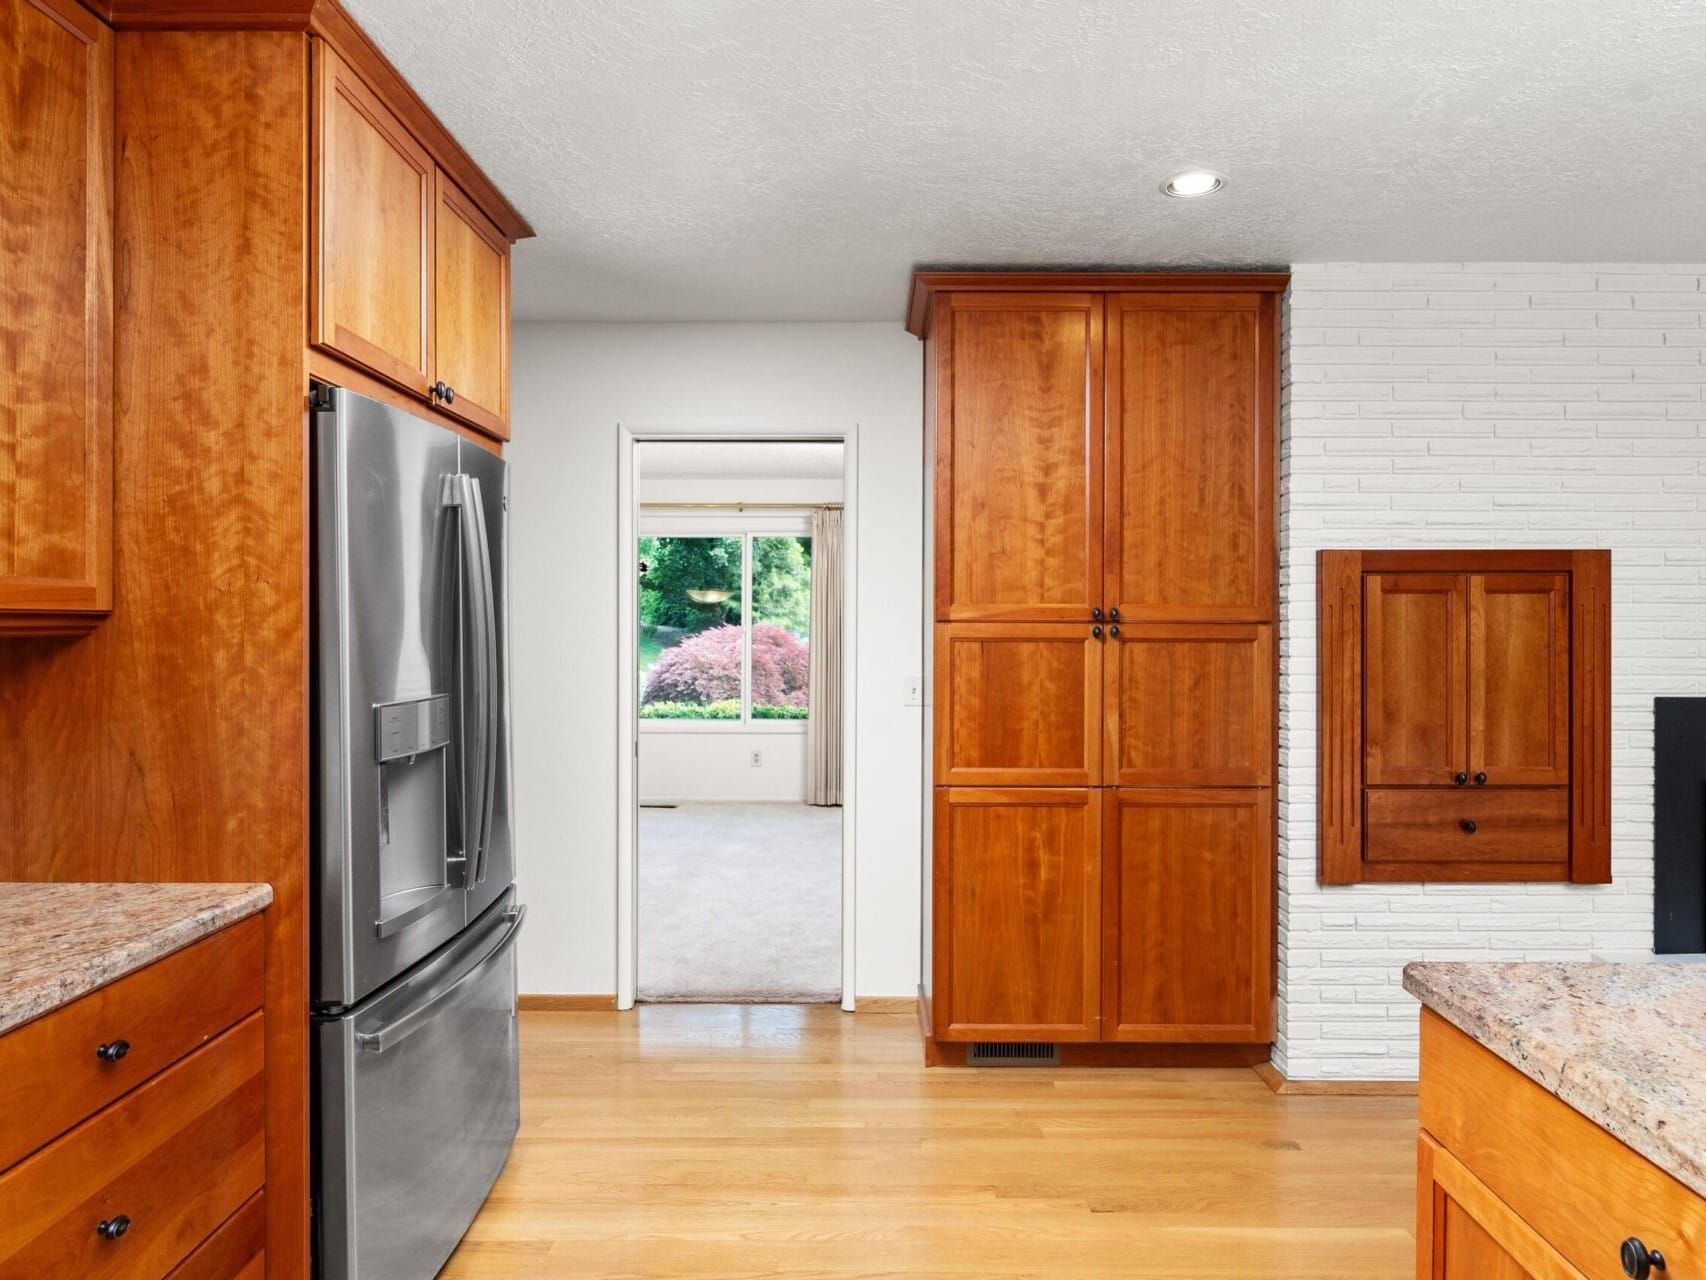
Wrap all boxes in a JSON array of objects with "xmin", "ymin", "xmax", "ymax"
[{"xmin": 616, "ymin": 422, "xmax": 858, "ymax": 1012}]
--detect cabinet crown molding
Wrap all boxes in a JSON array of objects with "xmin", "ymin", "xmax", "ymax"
[{"xmin": 905, "ymin": 269, "xmax": 1291, "ymax": 338}]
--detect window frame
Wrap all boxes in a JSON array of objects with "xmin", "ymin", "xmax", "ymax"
[{"xmin": 637, "ymin": 509, "xmax": 814, "ymax": 735}]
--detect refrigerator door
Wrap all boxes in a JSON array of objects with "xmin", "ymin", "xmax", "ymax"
[
  {"xmin": 315, "ymin": 890, "xmax": 524, "ymax": 1280},
  {"xmin": 315, "ymin": 388, "xmax": 469, "ymax": 1007},
  {"xmin": 457, "ymin": 441, "xmax": 516, "ymax": 923}
]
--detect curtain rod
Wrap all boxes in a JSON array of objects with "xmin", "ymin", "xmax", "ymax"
[{"xmin": 640, "ymin": 502, "xmax": 843, "ymax": 511}]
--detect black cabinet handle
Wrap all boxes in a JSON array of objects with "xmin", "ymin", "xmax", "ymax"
[
  {"xmin": 442, "ymin": 384, "xmax": 456, "ymax": 405},
  {"xmin": 96, "ymin": 1215, "xmax": 131, "ymax": 1242},
  {"xmin": 1461, "ymin": 820, "xmax": 1477, "ymax": 834},
  {"xmin": 1108, "ymin": 607, "xmax": 1120, "ymax": 621},
  {"xmin": 431, "ymin": 380, "xmax": 457, "ymax": 404},
  {"xmin": 95, "ymin": 1039, "xmax": 130, "ymax": 1063},
  {"xmin": 1621, "ymin": 1238, "xmax": 1666, "ymax": 1278},
  {"xmin": 1091, "ymin": 625, "xmax": 1102, "ymax": 639},
  {"xmin": 1109, "ymin": 625, "xmax": 1121, "ymax": 638},
  {"xmin": 1474, "ymin": 771, "xmax": 1488, "ymax": 785},
  {"xmin": 1091, "ymin": 608, "xmax": 1101, "ymax": 621},
  {"xmin": 1454, "ymin": 772, "xmax": 1468, "ymax": 786}
]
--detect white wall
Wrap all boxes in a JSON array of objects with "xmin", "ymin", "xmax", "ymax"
[
  {"xmin": 508, "ymin": 321, "xmax": 923, "ymax": 997},
  {"xmin": 1279, "ymin": 264, "xmax": 1706, "ymax": 1079},
  {"xmin": 640, "ymin": 729, "xmax": 808, "ymax": 803}
]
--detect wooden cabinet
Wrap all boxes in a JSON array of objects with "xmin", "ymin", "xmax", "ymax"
[
  {"xmin": 1102, "ymin": 789, "xmax": 1272, "ymax": 1042},
  {"xmin": 311, "ymin": 40, "xmax": 516, "ymax": 439},
  {"xmin": 915, "ymin": 273, "xmax": 1284, "ymax": 1057},
  {"xmin": 0, "ymin": 920, "xmax": 266, "ymax": 1277},
  {"xmin": 1320, "ymin": 551, "xmax": 1609, "ymax": 884},
  {"xmin": 933, "ymin": 789, "xmax": 1101, "ymax": 1042},
  {"xmin": 1418, "ymin": 1010, "xmax": 1706, "ymax": 1280},
  {"xmin": 0, "ymin": 0, "xmax": 112, "ymax": 634},
  {"xmin": 932, "ymin": 292, "xmax": 1102, "ymax": 621},
  {"xmin": 1105, "ymin": 291, "xmax": 1274, "ymax": 622}
]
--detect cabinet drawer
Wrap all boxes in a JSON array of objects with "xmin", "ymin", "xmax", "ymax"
[
  {"xmin": 0, "ymin": 1014, "xmax": 266, "ymax": 1279},
  {"xmin": 0, "ymin": 916, "xmax": 263, "ymax": 1171},
  {"xmin": 1422, "ymin": 1011, "xmax": 1706, "ymax": 1280},
  {"xmin": 165, "ymin": 1191, "xmax": 264, "ymax": 1280},
  {"xmin": 1365, "ymin": 788, "xmax": 1567, "ymax": 865}
]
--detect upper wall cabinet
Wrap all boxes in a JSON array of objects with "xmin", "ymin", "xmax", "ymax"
[
  {"xmin": 1320, "ymin": 549, "xmax": 1610, "ymax": 885},
  {"xmin": 311, "ymin": 40, "xmax": 515, "ymax": 440},
  {"xmin": 0, "ymin": 0, "xmax": 112, "ymax": 633},
  {"xmin": 1105, "ymin": 292, "xmax": 1274, "ymax": 622},
  {"xmin": 932, "ymin": 292, "xmax": 1103, "ymax": 621}
]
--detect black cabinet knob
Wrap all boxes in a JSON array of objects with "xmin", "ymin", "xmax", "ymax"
[
  {"xmin": 1461, "ymin": 820, "xmax": 1477, "ymax": 834},
  {"xmin": 1454, "ymin": 772, "xmax": 1468, "ymax": 786},
  {"xmin": 96, "ymin": 1215, "xmax": 131, "ymax": 1241},
  {"xmin": 1108, "ymin": 625, "xmax": 1120, "ymax": 638},
  {"xmin": 442, "ymin": 384, "xmax": 456, "ymax": 404},
  {"xmin": 1091, "ymin": 625, "xmax": 1103, "ymax": 639},
  {"xmin": 1621, "ymin": 1237, "xmax": 1666, "ymax": 1278},
  {"xmin": 1108, "ymin": 607, "xmax": 1120, "ymax": 621},
  {"xmin": 1091, "ymin": 608, "xmax": 1102, "ymax": 620},
  {"xmin": 95, "ymin": 1039, "xmax": 130, "ymax": 1063},
  {"xmin": 1474, "ymin": 771, "xmax": 1488, "ymax": 785}
]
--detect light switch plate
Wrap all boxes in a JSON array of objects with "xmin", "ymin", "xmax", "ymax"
[{"xmin": 904, "ymin": 677, "xmax": 923, "ymax": 707}]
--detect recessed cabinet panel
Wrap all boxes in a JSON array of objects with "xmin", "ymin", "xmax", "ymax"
[
  {"xmin": 433, "ymin": 173, "xmax": 510, "ymax": 440},
  {"xmin": 313, "ymin": 42, "xmax": 433, "ymax": 396},
  {"xmin": 1102, "ymin": 789, "xmax": 1271, "ymax": 1043},
  {"xmin": 0, "ymin": 0, "xmax": 112, "ymax": 625},
  {"xmin": 1364, "ymin": 573, "xmax": 1466, "ymax": 786},
  {"xmin": 935, "ymin": 625, "xmax": 1102, "ymax": 787},
  {"xmin": 935, "ymin": 789, "xmax": 1100, "ymax": 1041},
  {"xmin": 1105, "ymin": 293, "xmax": 1272, "ymax": 622},
  {"xmin": 1470, "ymin": 573, "xmax": 1569, "ymax": 785},
  {"xmin": 1106, "ymin": 624, "xmax": 1272, "ymax": 787},
  {"xmin": 936, "ymin": 294, "xmax": 1102, "ymax": 621}
]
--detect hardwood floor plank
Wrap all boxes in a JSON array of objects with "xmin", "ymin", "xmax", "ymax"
[{"xmin": 442, "ymin": 1006, "xmax": 1415, "ymax": 1279}]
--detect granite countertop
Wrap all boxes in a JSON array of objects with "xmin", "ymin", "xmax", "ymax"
[
  {"xmin": 0, "ymin": 882, "xmax": 273, "ymax": 1036},
  {"xmin": 1405, "ymin": 960, "xmax": 1706, "ymax": 1198}
]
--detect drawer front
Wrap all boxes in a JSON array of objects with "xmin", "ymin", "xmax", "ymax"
[
  {"xmin": 1365, "ymin": 788, "xmax": 1567, "ymax": 865},
  {"xmin": 165, "ymin": 1192, "xmax": 264, "ymax": 1280},
  {"xmin": 0, "ymin": 915, "xmax": 263, "ymax": 1170},
  {"xmin": 0, "ymin": 1014, "xmax": 266, "ymax": 1280},
  {"xmin": 1422, "ymin": 1011, "xmax": 1706, "ymax": 1280}
]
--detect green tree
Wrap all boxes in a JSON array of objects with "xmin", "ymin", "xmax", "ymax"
[
  {"xmin": 752, "ymin": 536, "xmax": 812, "ymax": 635},
  {"xmin": 637, "ymin": 536, "xmax": 742, "ymax": 630}
]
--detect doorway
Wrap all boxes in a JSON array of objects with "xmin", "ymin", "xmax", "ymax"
[{"xmin": 616, "ymin": 431, "xmax": 857, "ymax": 1010}]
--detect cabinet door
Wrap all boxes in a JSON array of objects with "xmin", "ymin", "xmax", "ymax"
[
  {"xmin": 1469, "ymin": 573, "xmax": 1569, "ymax": 785},
  {"xmin": 433, "ymin": 172, "xmax": 510, "ymax": 440},
  {"xmin": 0, "ymin": 0, "xmax": 112, "ymax": 624},
  {"xmin": 313, "ymin": 41, "xmax": 433, "ymax": 396},
  {"xmin": 1105, "ymin": 624, "xmax": 1272, "ymax": 787},
  {"xmin": 934, "ymin": 293, "xmax": 1102, "ymax": 621},
  {"xmin": 1102, "ymin": 789, "xmax": 1272, "ymax": 1042},
  {"xmin": 934, "ymin": 624, "xmax": 1102, "ymax": 787},
  {"xmin": 933, "ymin": 789, "xmax": 1100, "ymax": 1041},
  {"xmin": 1365, "ymin": 573, "xmax": 1467, "ymax": 786},
  {"xmin": 1104, "ymin": 292, "xmax": 1274, "ymax": 622},
  {"xmin": 1419, "ymin": 1136, "xmax": 1571, "ymax": 1280}
]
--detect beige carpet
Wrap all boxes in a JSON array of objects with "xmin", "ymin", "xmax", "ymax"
[{"xmin": 638, "ymin": 802, "xmax": 842, "ymax": 1003}]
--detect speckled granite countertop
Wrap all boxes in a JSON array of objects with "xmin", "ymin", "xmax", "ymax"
[
  {"xmin": 0, "ymin": 883, "xmax": 272, "ymax": 1036},
  {"xmin": 1405, "ymin": 960, "xmax": 1706, "ymax": 1198}
]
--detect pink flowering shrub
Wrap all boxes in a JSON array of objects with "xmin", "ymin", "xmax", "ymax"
[{"xmin": 642, "ymin": 624, "xmax": 809, "ymax": 709}]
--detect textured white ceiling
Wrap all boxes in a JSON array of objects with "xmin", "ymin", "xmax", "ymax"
[
  {"xmin": 638, "ymin": 441, "xmax": 845, "ymax": 480},
  {"xmin": 345, "ymin": 0, "xmax": 1706, "ymax": 322}
]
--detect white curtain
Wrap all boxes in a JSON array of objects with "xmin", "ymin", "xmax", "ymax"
[{"xmin": 806, "ymin": 505, "xmax": 844, "ymax": 806}]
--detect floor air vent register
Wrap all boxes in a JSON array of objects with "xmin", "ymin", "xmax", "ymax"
[{"xmin": 967, "ymin": 1042, "xmax": 1061, "ymax": 1067}]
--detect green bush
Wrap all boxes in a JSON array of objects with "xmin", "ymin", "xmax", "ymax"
[
  {"xmin": 638, "ymin": 699, "xmax": 741, "ymax": 721},
  {"xmin": 752, "ymin": 704, "xmax": 808, "ymax": 720}
]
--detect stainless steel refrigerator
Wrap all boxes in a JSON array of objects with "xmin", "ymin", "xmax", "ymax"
[{"xmin": 310, "ymin": 385, "xmax": 523, "ymax": 1279}]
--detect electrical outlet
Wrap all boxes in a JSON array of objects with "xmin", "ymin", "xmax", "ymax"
[
  {"xmin": 750, "ymin": 750, "xmax": 763, "ymax": 768},
  {"xmin": 904, "ymin": 677, "xmax": 923, "ymax": 707}
]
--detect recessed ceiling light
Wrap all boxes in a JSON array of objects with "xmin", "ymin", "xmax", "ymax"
[{"xmin": 1163, "ymin": 170, "xmax": 1224, "ymax": 198}]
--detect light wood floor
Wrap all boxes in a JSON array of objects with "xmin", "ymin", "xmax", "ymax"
[{"xmin": 440, "ymin": 1006, "xmax": 1417, "ymax": 1279}]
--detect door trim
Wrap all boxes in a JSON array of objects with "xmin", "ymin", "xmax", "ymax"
[{"xmin": 616, "ymin": 421, "xmax": 859, "ymax": 1011}]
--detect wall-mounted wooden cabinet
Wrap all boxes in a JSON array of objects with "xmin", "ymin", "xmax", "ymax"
[
  {"xmin": 0, "ymin": 0, "xmax": 112, "ymax": 635},
  {"xmin": 915, "ymin": 272, "xmax": 1284, "ymax": 1059},
  {"xmin": 312, "ymin": 40, "xmax": 514, "ymax": 441},
  {"xmin": 1319, "ymin": 549, "xmax": 1610, "ymax": 884}
]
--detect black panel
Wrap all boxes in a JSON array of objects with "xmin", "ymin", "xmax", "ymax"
[{"xmin": 1655, "ymin": 698, "xmax": 1706, "ymax": 954}]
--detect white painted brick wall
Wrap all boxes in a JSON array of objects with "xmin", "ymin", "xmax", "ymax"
[{"xmin": 1278, "ymin": 263, "xmax": 1706, "ymax": 1080}]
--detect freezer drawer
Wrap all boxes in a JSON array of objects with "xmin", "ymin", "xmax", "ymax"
[{"xmin": 315, "ymin": 892, "xmax": 523, "ymax": 1280}]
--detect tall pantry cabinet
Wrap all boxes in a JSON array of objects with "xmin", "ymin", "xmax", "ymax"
[{"xmin": 911, "ymin": 272, "xmax": 1286, "ymax": 1062}]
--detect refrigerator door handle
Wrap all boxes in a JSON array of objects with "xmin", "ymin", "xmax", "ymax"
[
  {"xmin": 465, "ymin": 474, "xmax": 501, "ymax": 886},
  {"xmin": 353, "ymin": 906, "xmax": 525, "ymax": 1055},
  {"xmin": 443, "ymin": 473, "xmax": 493, "ymax": 883}
]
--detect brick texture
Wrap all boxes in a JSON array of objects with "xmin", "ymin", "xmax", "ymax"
[{"xmin": 1279, "ymin": 264, "xmax": 1706, "ymax": 1079}]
